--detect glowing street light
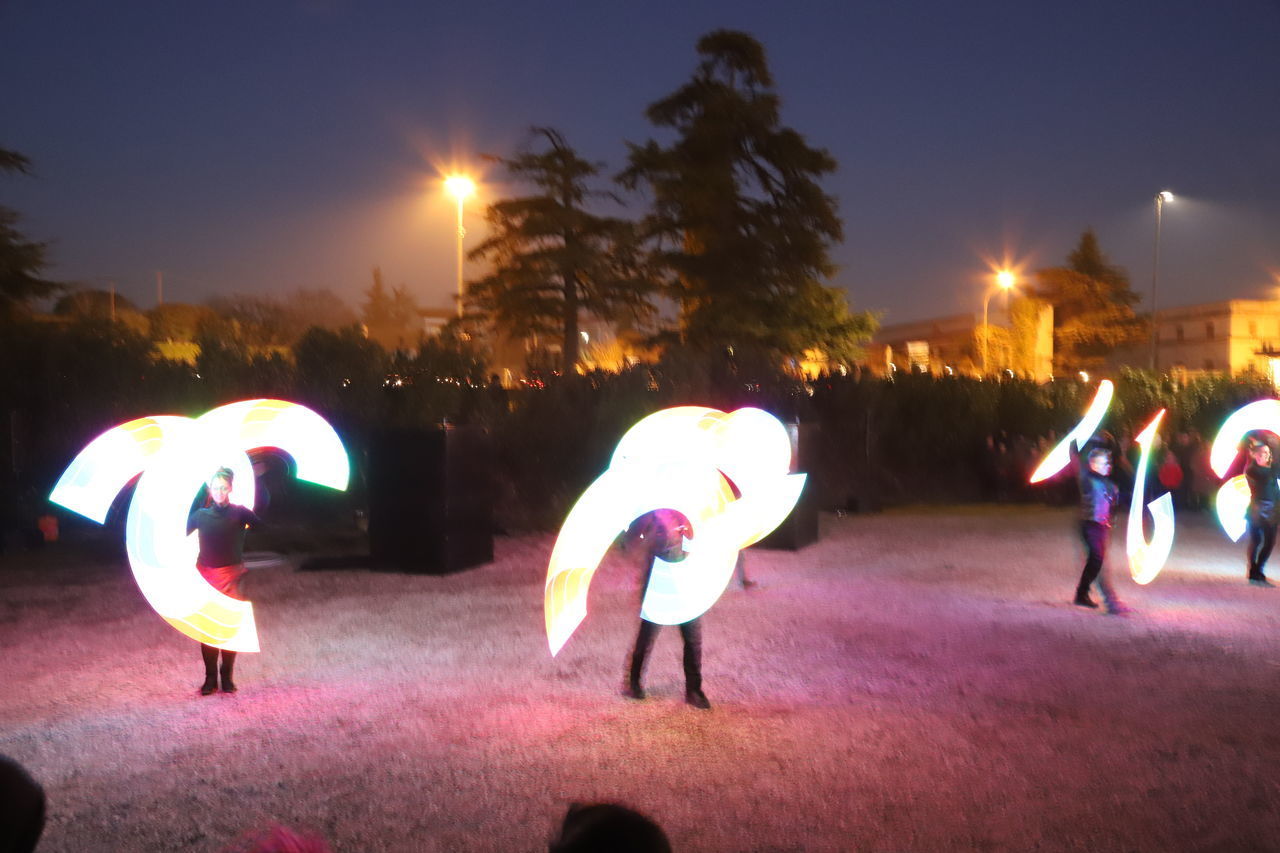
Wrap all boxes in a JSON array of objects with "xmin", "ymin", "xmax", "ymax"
[
  {"xmin": 444, "ymin": 174, "xmax": 476, "ymax": 318},
  {"xmin": 1150, "ymin": 190, "xmax": 1174, "ymax": 371},
  {"xmin": 982, "ymin": 269, "xmax": 1017, "ymax": 375}
]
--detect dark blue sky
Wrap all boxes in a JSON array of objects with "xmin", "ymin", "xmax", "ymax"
[{"xmin": 3, "ymin": 0, "xmax": 1278, "ymax": 324}]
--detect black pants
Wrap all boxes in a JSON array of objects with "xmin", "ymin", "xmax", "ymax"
[
  {"xmin": 1077, "ymin": 521, "xmax": 1117, "ymax": 603},
  {"xmin": 200, "ymin": 644, "xmax": 236, "ymax": 677},
  {"xmin": 628, "ymin": 617, "xmax": 702, "ymax": 693},
  {"xmin": 1245, "ymin": 516, "xmax": 1277, "ymax": 579}
]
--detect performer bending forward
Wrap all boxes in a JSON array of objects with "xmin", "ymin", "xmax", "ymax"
[
  {"xmin": 1244, "ymin": 438, "xmax": 1278, "ymax": 587},
  {"xmin": 187, "ymin": 467, "xmax": 262, "ymax": 694},
  {"xmin": 1074, "ymin": 447, "xmax": 1129, "ymax": 614},
  {"xmin": 621, "ymin": 510, "xmax": 711, "ymax": 710}
]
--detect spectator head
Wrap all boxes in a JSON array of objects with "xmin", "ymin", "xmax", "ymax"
[
  {"xmin": 549, "ymin": 802, "xmax": 671, "ymax": 853},
  {"xmin": 0, "ymin": 754, "xmax": 46, "ymax": 853}
]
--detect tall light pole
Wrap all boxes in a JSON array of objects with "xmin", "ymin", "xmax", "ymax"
[
  {"xmin": 444, "ymin": 174, "xmax": 476, "ymax": 318},
  {"xmin": 1150, "ymin": 190, "xmax": 1174, "ymax": 371},
  {"xmin": 982, "ymin": 269, "xmax": 1017, "ymax": 375}
]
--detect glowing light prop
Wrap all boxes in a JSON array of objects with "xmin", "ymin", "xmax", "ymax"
[
  {"xmin": 1126, "ymin": 410, "xmax": 1175, "ymax": 584},
  {"xmin": 1029, "ymin": 379, "xmax": 1114, "ymax": 483},
  {"xmin": 51, "ymin": 400, "xmax": 349, "ymax": 652},
  {"xmin": 544, "ymin": 407, "xmax": 805, "ymax": 656},
  {"xmin": 1029, "ymin": 380, "xmax": 1176, "ymax": 583},
  {"xmin": 1208, "ymin": 398, "xmax": 1280, "ymax": 541}
]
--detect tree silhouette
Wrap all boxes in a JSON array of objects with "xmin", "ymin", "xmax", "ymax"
[
  {"xmin": 0, "ymin": 149, "xmax": 61, "ymax": 321},
  {"xmin": 1035, "ymin": 229, "xmax": 1144, "ymax": 373},
  {"xmin": 467, "ymin": 127, "xmax": 654, "ymax": 373},
  {"xmin": 620, "ymin": 30, "xmax": 874, "ymax": 364}
]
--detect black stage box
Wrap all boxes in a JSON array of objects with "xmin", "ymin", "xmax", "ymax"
[
  {"xmin": 757, "ymin": 422, "xmax": 819, "ymax": 550},
  {"xmin": 366, "ymin": 425, "xmax": 494, "ymax": 573}
]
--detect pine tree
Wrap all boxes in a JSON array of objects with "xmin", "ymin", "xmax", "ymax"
[
  {"xmin": 361, "ymin": 266, "xmax": 421, "ymax": 352},
  {"xmin": 1035, "ymin": 229, "xmax": 1144, "ymax": 372},
  {"xmin": 467, "ymin": 128, "xmax": 654, "ymax": 373},
  {"xmin": 0, "ymin": 149, "xmax": 61, "ymax": 321},
  {"xmin": 620, "ymin": 30, "xmax": 874, "ymax": 364}
]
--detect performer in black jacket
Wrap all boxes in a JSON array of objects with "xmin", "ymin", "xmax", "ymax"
[
  {"xmin": 620, "ymin": 509, "xmax": 711, "ymax": 710},
  {"xmin": 1074, "ymin": 446, "xmax": 1130, "ymax": 614},
  {"xmin": 1243, "ymin": 438, "xmax": 1278, "ymax": 587},
  {"xmin": 186, "ymin": 467, "xmax": 262, "ymax": 694}
]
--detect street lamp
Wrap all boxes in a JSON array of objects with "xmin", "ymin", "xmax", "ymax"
[
  {"xmin": 444, "ymin": 174, "xmax": 476, "ymax": 318},
  {"xmin": 982, "ymin": 270, "xmax": 1017, "ymax": 375},
  {"xmin": 1150, "ymin": 190, "xmax": 1174, "ymax": 371}
]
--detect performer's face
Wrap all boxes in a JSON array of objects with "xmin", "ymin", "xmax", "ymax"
[
  {"xmin": 209, "ymin": 476, "xmax": 232, "ymax": 506},
  {"xmin": 1089, "ymin": 454, "xmax": 1111, "ymax": 476},
  {"xmin": 1252, "ymin": 445, "xmax": 1272, "ymax": 467}
]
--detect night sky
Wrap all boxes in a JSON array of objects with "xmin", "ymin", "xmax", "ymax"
[{"xmin": 3, "ymin": 0, "xmax": 1278, "ymax": 325}]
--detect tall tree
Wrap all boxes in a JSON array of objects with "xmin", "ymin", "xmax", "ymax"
[
  {"xmin": 467, "ymin": 127, "xmax": 654, "ymax": 373},
  {"xmin": 361, "ymin": 266, "xmax": 421, "ymax": 351},
  {"xmin": 0, "ymin": 148, "xmax": 61, "ymax": 321},
  {"xmin": 620, "ymin": 30, "xmax": 874, "ymax": 364},
  {"xmin": 1035, "ymin": 229, "xmax": 1144, "ymax": 373}
]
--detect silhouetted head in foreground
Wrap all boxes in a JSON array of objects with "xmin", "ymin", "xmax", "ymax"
[
  {"xmin": 0, "ymin": 754, "xmax": 45, "ymax": 853},
  {"xmin": 549, "ymin": 802, "xmax": 672, "ymax": 853}
]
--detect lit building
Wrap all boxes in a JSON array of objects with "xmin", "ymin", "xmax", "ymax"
[
  {"xmin": 868, "ymin": 298, "xmax": 1054, "ymax": 381},
  {"xmin": 1147, "ymin": 299, "xmax": 1280, "ymax": 381}
]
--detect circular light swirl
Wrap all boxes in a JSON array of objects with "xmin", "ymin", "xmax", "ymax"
[
  {"xmin": 50, "ymin": 399, "xmax": 349, "ymax": 652},
  {"xmin": 544, "ymin": 406, "xmax": 806, "ymax": 656},
  {"xmin": 1209, "ymin": 398, "xmax": 1280, "ymax": 542}
]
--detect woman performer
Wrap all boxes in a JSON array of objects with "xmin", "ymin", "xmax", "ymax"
[
  {"xmin": 620, "ymin": 509, "xmax": 711, "ymax": 710},
  {"xmin": 186, "ymin": 467, "xmax": 262, "ymax": 694},
  {"xmin": 1243, "ymin": 437, "xmax": 1278, "ymax": 587}
]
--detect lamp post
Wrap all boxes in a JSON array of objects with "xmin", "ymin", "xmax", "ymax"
[
  {"xmin": 444, "ymin": 174, "xmax": 476, "ymax": 318},
  {"xmin": 982, "ymin": 270, "xmax": 1017, "ymax": 375},
  {"xmin": 1150, "ymin": 190, "xmax": 1174, "ymax": 371}
]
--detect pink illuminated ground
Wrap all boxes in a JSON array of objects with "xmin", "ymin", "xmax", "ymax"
[{"xmin": 2, "ymin": 506, "xmax": 1279, "ymax": 852}]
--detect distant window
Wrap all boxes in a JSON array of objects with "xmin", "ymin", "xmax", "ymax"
[
  {"xmin": 1175, "ymin": 324, "xmax": 1184, "ymax": 342},
  {"xmin": 1206, "ymin": 322, "xmax": 1215, "ymax": 341}
]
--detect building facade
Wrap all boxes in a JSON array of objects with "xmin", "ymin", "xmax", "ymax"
[
  {"xmin": 868, "ymin": 298, "xmax": 1054, "ymax": 381},
  {"xmin": 1150, "ymin": 298, "xmax": 1280, "ymax": 380}
]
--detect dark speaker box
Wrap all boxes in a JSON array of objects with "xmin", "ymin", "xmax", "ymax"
[
  {"xmin": 757, "ymin": 422, "xmax": 820, "ymax": 550},
  {"xmin": 366, "ymin": 425, "xmax": 494, "ymax": 573}
]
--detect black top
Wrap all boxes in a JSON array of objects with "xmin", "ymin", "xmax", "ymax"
[
  {"xmin": 187, "ymin": 503, "xmax": 262, "ymax": 568},
  {"xmin": 1078, "ymin": 466, "xmax": 1119, "ymax": 527},
  {"xmin": 1246, "ymin": 461, "xmax": 1280, "ymax": 523}
]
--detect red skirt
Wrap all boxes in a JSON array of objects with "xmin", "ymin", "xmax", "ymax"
[{"xmin": 197, "ymin": 564, "xmax": 248, "ymax": 601}]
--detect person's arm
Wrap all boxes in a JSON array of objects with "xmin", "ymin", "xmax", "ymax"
[
  {"xmin": 187, "ymin": 486, "xmax": 208, "ymax": 534},
  {"xmin": 239, "ymin": 505, "xmax": 264, "ymax": 529}
]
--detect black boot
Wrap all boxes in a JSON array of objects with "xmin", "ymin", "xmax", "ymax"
[
  {"xmin": 624, "ymin": 620, "xmax": 659, "ymax": 701},
  {"xmin": 219, "ymin": 651, "xmax": 237, "ymax": 693},
  {"xmin": 681, "ymin": 619, "xmax": 710, "ymax": 709},
  {"xmin": 200, "ymin": 644, "xmax": 219, "ymax": 695}
]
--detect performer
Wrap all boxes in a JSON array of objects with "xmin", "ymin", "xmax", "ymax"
[
  {"xmin": 621, "ymin": 509, "xmax": 711, "ymax": 710},
  {"xmin": 187, "ymin": 467, "xmax": 262, "ymax": 694},
  {"xmin": 1243, "ymin": 437, "xmax": 1278, "ymax": 587},
  {"xmin": 1074, "ymin": 446, "xmax": 1130, "ymax": 614}
]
